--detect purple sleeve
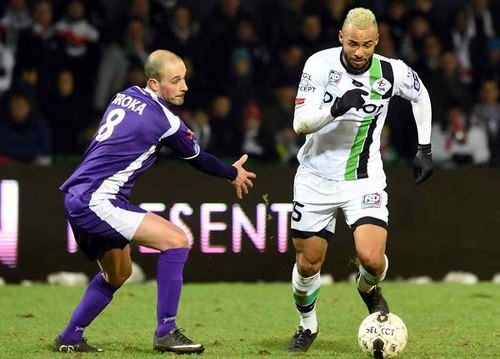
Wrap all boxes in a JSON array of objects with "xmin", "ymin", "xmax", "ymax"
[
  {"xmin": 162, "ymin": 121, "xmax": 200, "ymax": 159},
  {"xmin": 187, "ymin": 150, "xmax": 238, "ymax": 181}
]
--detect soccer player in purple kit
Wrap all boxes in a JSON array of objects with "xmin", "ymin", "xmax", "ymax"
[{"xmin": 52, "ymin": 50, "xmax": 256, "ymax": 354}]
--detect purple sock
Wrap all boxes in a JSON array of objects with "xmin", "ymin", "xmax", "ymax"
[
  {"xmin": 155, "ymin": 248, "xmax": 189, "ymax": 338},
  {"xmin": 60, "ymin": 272, "xmax": 119, "ymax": 344}
]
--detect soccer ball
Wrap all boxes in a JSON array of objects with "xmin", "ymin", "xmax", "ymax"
[{"xmin": 358, "ymin": 312, "xmax": 408, "ymax": 358}]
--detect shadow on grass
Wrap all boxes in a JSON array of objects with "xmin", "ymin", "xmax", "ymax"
[{"xmin": 256, "ymin": 336, "xmax": 357, "ymax": 355}]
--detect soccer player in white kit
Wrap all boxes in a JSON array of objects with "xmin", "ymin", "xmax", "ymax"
[{"xmin": 286, "ymin": 8, "xmax": 433, "ymax": 352}]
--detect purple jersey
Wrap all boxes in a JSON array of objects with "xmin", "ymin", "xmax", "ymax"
[{"xmin": 60, "ymin": 86, "xmax": 200, "ymax": 200}]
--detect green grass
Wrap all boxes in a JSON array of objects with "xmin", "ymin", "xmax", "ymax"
[{"xmin": 1, "ymin": 282, "xmax": 500, "ymax": 358}]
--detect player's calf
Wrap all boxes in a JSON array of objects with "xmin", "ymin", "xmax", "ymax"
[{"xmin": 357, "ymin": 255, "xmax": 390, "ymax": 314}]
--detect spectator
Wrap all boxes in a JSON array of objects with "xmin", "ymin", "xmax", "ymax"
[
  {"xmin": 0, "ymin": 0, "xmax": 32, "ymax": 50},
  {"xmin": 44, "ymin": 70, "xmax": 88, "ymax": 156},
  {"xmin": 270, "ymin": 43, "xmax": 304, "ymax": 89},
  {"xmin": 467, "ymin": 0, "xmax": 496, "ymax": 85},
  {"xmin": 376, "ymin": 22, "xmax": 397, "ymax": 58},
  {"xmin": 15, "ymin": 0, "xmax": 59, "ymax": 104},
  {"xmin": 154, "ymin": 4, "xmax": 200, "ymax": 57},
  {"xmin": 181, "ymin": 56, "xmax": 208, "ymax": 109},
  {"xmin": 0, "ymin": 40, "xmax": 15, "ymax": 99},
  {"xmin": 184, "ymin": 109, "xmax": 211, "ymax": 150},
  {"xmin": 432, "ymin": 107, "xmax": 490, "ymax": 167},
  {"xmin": 0, "ymin": 92, "xmax": 51, "ymax": 165},
  {"xmin": 264, "ymin": 0, "xmax": 304, "ymax": 51},
  {"xmin": 261, "ymin": 85, "xmax": 299, "ymax": 164},
  {"xmin": 297, "ymin": 14, "xmax": 328, "ymax": 59},
  {"xmin": 54, "ymin": 0, "xmax": 99, "ymax": 60},
  {"xmin": 487, "ymin": 37, "xmax": 500, "ymax": 83},
  {"xmin": 380, "ymin": 125, "xmax": 402, "ymax": 167},
  {"xmin": 54, "ymin": 0, "xmax": 100, "ymax": 107},
  {"xmin": 93, "ymin": 18, "xmax": 149, "ymax": 112},
  {"xmin": 128, "ymin": 0, "xmax": 157, "ymax": 46},
  {"xmin": 399, "ymin": 16, "xmax": 432, "ymax": 65},
  {"xmin": 321, "ymin": 0, "xmax": 348, "ymax": 45},
  {"xmin": 207, "ymin": 95, "xmax": 241, "ymax": 157},
  {"xmin": 233, "ymin": 15, "xmax": 269, "ymax": 88},
  {"xmin": 424, "ymin": 51, "xmax": 472, "ymax": 122},
  {"xmin": 409, "ymin": 0, "xmax": 438, "ymax": 34},
  {"xmin": 240, "ymin": 101, "xmax": 276, "ymax": 162},
  {"xmin": 227, "ymin": 47, "xmax": 255, "ymax": 114},
  {"xmin": 199, "ymin": 0, "xmax": 242, "ymax": 93},
  {"xmin": 470, "ymin": 80, "xmax": 500, "ymax": 165},
  {"xmin": 381, "ymin": 0, "xmax": 407, "ymax": 53},
  {"xmin": 414, "ymin": 35, "xmax": 442, "ymax": 79}
]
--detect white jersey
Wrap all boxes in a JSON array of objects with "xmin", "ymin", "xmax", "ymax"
[{"xmin": 294, "ymin": 47, "xmax": 424, "ymax": 181}]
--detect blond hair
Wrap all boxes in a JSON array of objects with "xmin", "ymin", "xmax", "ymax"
[{"xmin": 342, "ymin": 7, "xmax": 378, "ymax": 31}]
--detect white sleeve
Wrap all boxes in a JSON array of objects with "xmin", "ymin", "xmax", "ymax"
[
  {"xmin": 393, "ymin": 60, "xmax": 432, "ymax": 144},
  {"xmin": 293, "ymin": 56, "xmax": 333, "ymax": 135},
  {"xmin": 411, "ymin": 84, "xmax": 432, "ymax": 144}
]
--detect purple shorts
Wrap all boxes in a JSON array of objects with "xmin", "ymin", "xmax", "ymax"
[{"xmin": 64, "ymin": 192, "xmax": 146, "ymax": 260}]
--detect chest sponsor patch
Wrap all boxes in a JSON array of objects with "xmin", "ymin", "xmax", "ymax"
[
  {"xmin": 372, "ymin": 77, "xmax": 392, "ymax": 96},
  {"xmin": 362, "ymin": 193, "xmax": 382, "ymax": 209},
  {"xmin": 328, "ymin": 70, "xmax": 343, "ymax": 84}
]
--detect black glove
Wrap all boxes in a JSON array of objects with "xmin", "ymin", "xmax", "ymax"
[
  {"xmin": 413, "ymin": 143, "xmax": 433, "ymax": 185},
  {"xmin": 330, "ymin": 89, "xmax": 368, "ymax": 117}
]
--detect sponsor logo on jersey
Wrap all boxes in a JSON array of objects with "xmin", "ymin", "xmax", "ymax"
[
  {"xmin": 187, "ymin": 128, "xmax": 194, "ymax": 140},
  {"xmin": 299, "ymin": 73, "xmax": 315, "ymax": 92},
  {"xmin": 362, "ymin": 193, "xmax": 382, "ymax": 208},
  {"xmin": 412, "ymin": 70, "xmax": 421, "ymax": 91},
  {"xmin": 372, "ymin": 77, "xmax": 392, "ymax": 95},
  {"xmin": 328, "ymin": 70, "xmax": 342, "ymax": 83},
  {"xmin": 352, "ymin": 79, "xmax": 364, "ymax": 87}
]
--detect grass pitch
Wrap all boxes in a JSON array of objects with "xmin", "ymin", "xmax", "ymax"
[{"xmin": 1, "ymin": 282, "xmax": 499, "ymax": 358}]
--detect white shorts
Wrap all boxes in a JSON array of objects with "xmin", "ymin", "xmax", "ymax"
[{"xmin": 291, "ymin": 166, "xmax": 388, "ymax": 238}]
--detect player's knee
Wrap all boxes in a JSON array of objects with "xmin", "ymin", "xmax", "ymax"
[
  {"xmin": 159, "ymin": 228, "xmax": 189, "ymax": 250},
  {"xmin": 106, "ymin": 269, "xmax": 131, "ymax": 287},
  {"xmin": 359, "ymin": 255, "xmax": 385, "ymax": 276},
  {"xmin": 297, "ymin": 257, "xmax": 322, "ymax": 277}
]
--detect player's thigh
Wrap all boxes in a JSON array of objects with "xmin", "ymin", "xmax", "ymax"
[
  {"xmin": 132, "ymin": 211, "xmax": 188, "ymax": 251},
  {"xmin": 292, "ymin": 168, "xmax": 340, "ymax": 236},
  {"xmin": 98, "ymin": 245, "xmax": 132, "ymax": 286},
  {"xmin": 341, "ymin": 177, "xmax": 388, "ymax": 234},
  {"xmin": 353, "ymin": 224, "xmax": 387, "ymax": 269}
]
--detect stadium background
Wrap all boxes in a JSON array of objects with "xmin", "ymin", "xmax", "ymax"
[{"xmin": 0, "ymin": 0, "xmax": 499, "ymax": 282}]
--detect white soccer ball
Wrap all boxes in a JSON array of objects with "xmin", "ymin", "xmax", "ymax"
[{"xmin": 358, "ymin": 312, "xmax": 408, "ymax": 358}]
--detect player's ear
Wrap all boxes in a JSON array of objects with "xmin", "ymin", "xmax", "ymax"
[
  {"xmin": 148, "ymin": 78, "xmax": 159, "ymax": 91},
  {"xmin": 339, "ymin": 30, "xmax": 343, "ymax": 44},
  {"xmin": 375, "ymin": 33, "xmax": 379, "ymax": 47}
]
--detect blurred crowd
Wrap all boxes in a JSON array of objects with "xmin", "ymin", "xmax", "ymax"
[{"xmin": 0, "ymin": 0, "xmax": 499, "ymax": 168}]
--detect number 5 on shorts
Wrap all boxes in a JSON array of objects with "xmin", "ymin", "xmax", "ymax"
[{"xmin": 292, "ymin": 202, "xmax": 304, "ymax": 222}]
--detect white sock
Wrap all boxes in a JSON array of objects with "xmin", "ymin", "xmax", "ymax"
[{"xmin": 292, "ymin": 263, "xmax": 320, "ymax": 333}]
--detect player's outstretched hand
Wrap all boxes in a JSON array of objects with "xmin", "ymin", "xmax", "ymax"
[
  {"xmin": 330, "ymin": 89, "xmax": 369, "ymax": 117},
  {"xmin": 413, "ymin": 144, "xmax": 433, "ymax": 185},
  {"xmin": 230, "ymin": 154, "xmax": 257, "ymax": 199}
]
